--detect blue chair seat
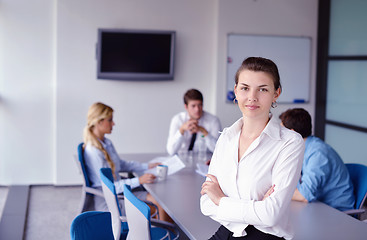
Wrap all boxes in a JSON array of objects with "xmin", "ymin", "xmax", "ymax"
[
  {"xmin": 151, "ymin": 226, "xmax": 170, "ymax": 239},
  {"xmin": 344, "ymin": 163, "xmax": 367, "ymax": 220},
  {"xmin": 70, "ymin": 211, "xmax": 114, "ymax": 240}
]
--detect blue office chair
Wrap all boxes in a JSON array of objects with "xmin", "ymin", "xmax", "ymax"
[
  {"xmin": 75, "ymin": 143, "xmax": 105, "ymax": 213},
  {"xmin": 100, "ymin": 168, "xmax": 129, "ymax": 240},
  {"xmin": 70, "ymin": 211, "xmax": 114, "ymax": 240},
  {"xmin": 77, "ymin": 142, "xmax": 159, "ymax": 215},
  {"xmin": 123, "ymin": 184, "xmax": 179, "ymax": 240},
  {"xmin": 344, "ymin": 163, "xmax": 367, "ymax": 220}
]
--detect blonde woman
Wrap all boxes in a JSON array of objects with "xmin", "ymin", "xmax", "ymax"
[{"xmin": 83, "ymin": 102, "xmax": 162, "ymax": 214}]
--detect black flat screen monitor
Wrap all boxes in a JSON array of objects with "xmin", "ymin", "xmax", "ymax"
[{"xmin": 97, "ymin": 29, "xmax": 175, "ymax": 81}]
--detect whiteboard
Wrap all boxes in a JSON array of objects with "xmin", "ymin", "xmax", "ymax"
[{"xmin": 226, "ymin": 34, "xmax": 311, "ymax": 103}]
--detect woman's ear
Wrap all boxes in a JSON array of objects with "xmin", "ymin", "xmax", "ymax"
[{"xmin": 274, "ymin": 87, "xmax": 281, "ymax": 101}]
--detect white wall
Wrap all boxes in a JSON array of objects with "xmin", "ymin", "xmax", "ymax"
[
  {"xmin": 0, "ymin": 0, "xmax": 55, "ymax": 184},
  {"xmin": 0, "ymin": 0, "xmax": 318, "ymax": 185},
  {"xmin": 215, "ymin": 0, "xmax": 319, "ymax": 128},
  {"xmin": 56, "ymin": 0, "xmax": 218, "ymax": 184}
]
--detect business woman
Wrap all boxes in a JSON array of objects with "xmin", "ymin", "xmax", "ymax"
[
  {"xmin": 200, "ymin": 57, "xmax": 304, "ymax": 239},
  {"xmin": 83, "ymin": 102, "xmax": 169, "ymax": 220}
]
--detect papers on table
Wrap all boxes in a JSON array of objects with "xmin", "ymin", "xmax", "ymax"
[
  {"xmin": 147, "ymin": 155, "xmax": 185, "ymax": 176},
  {"xmin": 195, "ymin": 163, "xmax": 209, "ymax": 177}
]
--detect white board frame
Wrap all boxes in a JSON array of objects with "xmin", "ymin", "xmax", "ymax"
[{"xmin": 226, "ymin": 34, "xmax": 311, "ymax": 103}]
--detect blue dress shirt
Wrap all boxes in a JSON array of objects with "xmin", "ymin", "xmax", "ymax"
[{"xmin": 297, "ymin": 136, "xmax": 355, "ymax": 211}]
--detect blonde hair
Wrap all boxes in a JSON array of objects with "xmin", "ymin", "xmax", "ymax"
[{"xmin": 83, "ymin": 102, "xmax": 116, "ymax": 178}]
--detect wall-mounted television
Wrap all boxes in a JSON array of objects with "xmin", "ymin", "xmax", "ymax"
[{"xmin": 96, "ymin": 28, "xmax": 175, "ymax": 81}]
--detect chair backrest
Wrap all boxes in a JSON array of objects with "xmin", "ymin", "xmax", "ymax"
[
  {"xmin": 100, "ymin": 168, "xmax": 128, "ymax": 240},
  {"xmin": 77, "ymin": 142, "xmax": 91, "ymax": 187},
  {"xmin": 70, "ymin": 211, "xmax": 114, "ymax": 240},
  {"xmin": 123, "ymin": 184, "xmax": 152, "ymax": 240},
  {"xmin": 346, "ymin": 163, "xmax": 367, "ymax": 209}
]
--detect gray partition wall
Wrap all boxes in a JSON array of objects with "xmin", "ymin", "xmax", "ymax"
[{"xmin": 316, "ymin": 0, "xmax": 367, "ymax": 165}]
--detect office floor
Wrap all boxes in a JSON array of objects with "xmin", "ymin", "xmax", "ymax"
[
  {"xmin": 0, "ymin": 185, "xmax": 81, "ymax": 240},
  {"xmin": 0, "ymin": 185, "xmax": 366, "ymax": 240},
  {"xmin": 24, "ymin": 185, "xmax": 81, "ymax": 240}
]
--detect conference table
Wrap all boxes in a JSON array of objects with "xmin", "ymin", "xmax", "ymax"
[{"xmin": 122, "ymin": 152, "xmax": 367, "ymax": 240}]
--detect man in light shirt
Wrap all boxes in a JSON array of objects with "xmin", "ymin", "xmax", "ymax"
[{"xmin": 166, "ymin": 89, "xmax": 221, "ymax": 155}]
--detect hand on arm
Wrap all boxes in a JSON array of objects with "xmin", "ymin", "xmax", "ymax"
[
  {"xmin": 197, "ymin": 126, "xmax": 208, "ymax": 137},
  {"xmin": 262, "ymin": 184, "xmax": 275, "ymax": 201},
  {"xmin": 200, "ymin": 174, "xmax": 226, "ymax": 205}
]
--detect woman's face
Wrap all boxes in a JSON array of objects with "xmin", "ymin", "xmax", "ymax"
[
  {"xmin": 234, "ymin": 70, "xmax": 280, "ymax": 119},
  {"xmin": 97, "ymin": 115, "xmax": 115, "ymax": 135}
]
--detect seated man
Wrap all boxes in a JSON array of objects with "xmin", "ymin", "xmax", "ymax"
[
  {"xmin": 166, "ymin": 89, "xmax": 221, "ymax": 155},
  {"xmin": 279, "ymin": 108, "xmax": 355, "ymax": 211}
]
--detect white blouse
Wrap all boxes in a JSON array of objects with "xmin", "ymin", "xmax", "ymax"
[{"xmin": 200, "ymin": 116, "xmax": 304, "ymax": 239}]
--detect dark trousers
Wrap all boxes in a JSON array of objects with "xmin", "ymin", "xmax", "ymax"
[{"xmin": 209, "ymin": 225, "xmax": 285, "ymax": 240}]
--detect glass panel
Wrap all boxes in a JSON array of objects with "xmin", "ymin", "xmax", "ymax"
[
  {"xmin": 326, "ymin": 60, "xmax": 367, "ymax": 128},
  {"xmin": 329, "ymin": 0, "xmax": 367, "ymax": 55},
  {"xmin": 325, "ymin": 124, "xmax": 367, "ymax": 165}
]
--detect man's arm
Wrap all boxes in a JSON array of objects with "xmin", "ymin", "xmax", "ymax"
[
  {"xmin": 166, "ymin": 115, "xmax": 185, "ymax": 155},
  {"xmin": 292, "ymin": 188, "xmax": 308, "ymax": 202},
  {"xmin": 167, "ymin": 114, "xmax": 199, "ymax": 155}
]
